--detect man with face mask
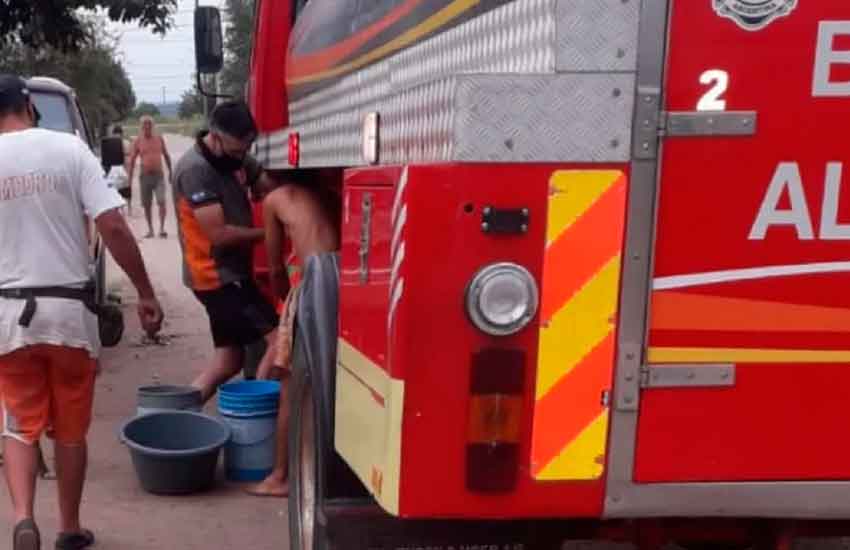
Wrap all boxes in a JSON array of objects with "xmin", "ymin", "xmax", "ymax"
[{"xmin": 172, "ymin": 100, "xmax": 279, "ymax": 403}]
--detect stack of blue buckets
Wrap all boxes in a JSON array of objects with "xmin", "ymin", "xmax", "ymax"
[{"xmin": 218, "ymin": 380, "xmax": 281, "ymax": 482}]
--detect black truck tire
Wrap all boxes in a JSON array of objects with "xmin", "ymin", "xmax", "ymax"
[{"xmin": 289, "ymin": 366, "xmax": 329, "ymax": 550}]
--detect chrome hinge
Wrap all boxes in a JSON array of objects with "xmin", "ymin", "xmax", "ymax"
[
  {"xmin": 638, "ymin": 365, "xmax": 651, "ymax": 388},
  {"xmin": 632, "ymin": 86, "xmax": 662, "ymax": 160},
  {"xmin": 664, "ymin": 111, "xmax": 757, "ymax": 137},
  {"xmin": 359, "ymin": 193, "xmax": 373, "ymax": 284},
  {"xmin": 641, "ymin": 364, "xmax": 736, "ymax": 389}
]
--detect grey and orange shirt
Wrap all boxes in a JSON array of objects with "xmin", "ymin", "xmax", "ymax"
[{"xmin": 172, "ymin": 142, "xmax": 262, "ymax": 291}]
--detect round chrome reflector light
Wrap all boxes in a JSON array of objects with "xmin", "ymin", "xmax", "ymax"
[{"xmin": 466, "ymin": 263, "xmax": 539, "ymax": 336}]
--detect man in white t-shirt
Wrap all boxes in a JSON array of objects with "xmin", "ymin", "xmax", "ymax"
[{"xmin": 0, "ymin": 74, "xmax": 164, "ymax": 550}]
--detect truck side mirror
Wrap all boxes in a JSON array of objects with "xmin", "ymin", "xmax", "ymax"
[
  {"xmin": 194, "ymin": 6, "xmax": 224, "ymax": 74},
  {"xmin": 100, "ymin": 136, "xmax": 125, "ymax": 169}
]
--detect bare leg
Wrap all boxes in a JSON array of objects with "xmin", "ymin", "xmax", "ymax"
[
  {"xmin": 158, "ymin": 202, "xmax": 167, "ymax": 237},
  {"xmin": 247, "ymin": 374, "xmax": 290, "ymax": 497},
  {"xmin": 3, "ymin": 437, "xmax": 38, "ymax": 523},
  {"xmin": 192, "ymin": 347, "xmax": 244, "ymax": 404},
  {"xmin": 255, "ymin": 330, "xmax": 279, "ymax": 381},
  {"xmin": 54, "ymin": 441, "xmax": 86, "ymax": 534},
  {"xmin": 143, "ymin": 204, "xmax": 154, "ymax": 237}
]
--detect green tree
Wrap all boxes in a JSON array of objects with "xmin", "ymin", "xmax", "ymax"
[
  {"xmin": 133, "ymin": 102, "xmax": 162, "ymax": 119},
  {"xmin": 0, "ymin": 16, "xmax": 136, "ymax": 138},
  {"xmin": 220, "ymin": 0, "xmax": 256, "ymax": 99},
  {"xmin": 0, "ymin": 1, "xmax": 176, "ymax": 51},
  {"xmin": 178, "ymin": 88, "xmax": 204, "ymax": 119}
]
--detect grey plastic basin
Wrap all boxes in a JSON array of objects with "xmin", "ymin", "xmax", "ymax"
[{"xmin": 121, "ymin": 411, "xmax": 231, "ymax": 495}]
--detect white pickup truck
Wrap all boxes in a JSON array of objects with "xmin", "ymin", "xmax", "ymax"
[{"xmin": 26, "ymin": 76, "xmax": 109, "ymax": 306}]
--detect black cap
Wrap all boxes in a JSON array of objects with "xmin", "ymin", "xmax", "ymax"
[{"xmin": 0, "ymin": 74, "xmax": 31, "ymax": 110}]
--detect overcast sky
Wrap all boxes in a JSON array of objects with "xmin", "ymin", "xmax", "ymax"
[{"xmin": 110, "ymin": 0, "xmax": 226, "ymax": 104}]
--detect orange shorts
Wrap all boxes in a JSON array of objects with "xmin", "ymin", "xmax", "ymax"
[{"xmin": 0, "ymin": 345, "xmax": 96, "ymax": 445}]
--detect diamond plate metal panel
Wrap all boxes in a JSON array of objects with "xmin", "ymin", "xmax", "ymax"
[
  {"xmin": 290, "ymin": 60, "xmax": 390, "ymax": 126},
  {"xmin": 383, "ymin": 78, "xmax": 457, "ymax": 165},
  {"xmin": 259, "ymin": 0, "xmax": 638, "ymax": 168},
  {"xmin": 290, "ymin": 0, "xmax": 557, "ymax": 128},
  {"xmin": 391, "ymin": 0, "xmax": 556, "ymax": 92},
  {"xmin": 556, "ymin": 0, "xmax": 640, "ymax": 72},
  {"xmin": 453, "ymin": 74, "xmax": 634, "ymax": 162},
  {"xmin": 262, "ymin": 73, "xmax": 634, "ymax": 168}
]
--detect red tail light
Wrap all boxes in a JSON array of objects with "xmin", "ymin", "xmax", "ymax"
[
  {"xmin": 466, "ymin": 348, "xmax": 525, "ymax": 493},
  {"xmin": 288, "ymin": 132, "xmax": 300, "ymax": 167}
]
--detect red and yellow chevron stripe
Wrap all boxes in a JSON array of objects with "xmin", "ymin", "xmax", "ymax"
[{"xmin": 531, "ymin": 170, "xmax": 627, "ymax": 481}]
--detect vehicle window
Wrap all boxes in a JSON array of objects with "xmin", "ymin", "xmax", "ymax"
[
  {"xmin": 294, "ymin": 0, "xmax": 310, "ymax": 19},
  {"xmin": 75, "ymin": 98, "xmax": 94, "ymax": 145},
  {"xmin": 30, "ymin": 92, "xmax": 74, "ymax": 134}
]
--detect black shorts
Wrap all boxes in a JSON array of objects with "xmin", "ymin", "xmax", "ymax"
[{"xmin": 193, "ymin": 281, "xmax": 279, "ymax": 348}]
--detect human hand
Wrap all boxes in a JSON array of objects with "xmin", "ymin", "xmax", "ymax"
[{"xmin": 137, "ymin": 297, "xmax": 164, "ymax": 338}]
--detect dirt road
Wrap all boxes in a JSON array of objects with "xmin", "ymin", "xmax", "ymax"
[{"xmin": 0, "ymin": 135, "xmax": 287, "ymax": 549}]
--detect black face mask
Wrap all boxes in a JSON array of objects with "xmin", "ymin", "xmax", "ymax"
[
  {"xmin": 197, "ymin": 132, "xmax": 246, "ymax": 173},
  {"xmin": 214, "ymin": 153, "xmax": 245, "ymax": 173}
]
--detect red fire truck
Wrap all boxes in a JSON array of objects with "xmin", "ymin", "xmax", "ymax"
[{"xmin": 196, "ymin": 1, "xmax": 850, "ymax": 549}]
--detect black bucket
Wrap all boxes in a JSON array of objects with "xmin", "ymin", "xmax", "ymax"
[
  {"xmin": 136, "ymin": 385, "xmax": 202, "ymax": 416},
  {"xmin": 120, "ymin": 411, "xmax": 231, "ymax": 495}
]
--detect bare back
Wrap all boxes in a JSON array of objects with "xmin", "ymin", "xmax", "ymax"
[{"xmin": 265, "ymin": 184, "xmax": 338, "ymax": 261}]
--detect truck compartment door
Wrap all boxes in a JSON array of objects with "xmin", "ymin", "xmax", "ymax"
[{"xmin": 635, "ymin": 0, "xmax": 850, "ymax": 483}]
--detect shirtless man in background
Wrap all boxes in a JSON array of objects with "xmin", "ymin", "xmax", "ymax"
[
  {"xmin": 128, "ymin": 116, "xmax": 172, "ymax": 238},
  {"xmin": 248, "ymin": 171, "xmax": 340, "ymax": 497}
]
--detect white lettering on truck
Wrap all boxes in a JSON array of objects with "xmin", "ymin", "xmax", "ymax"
[
  {"xmin": 813, "ymin": 21, "xmax": 850, "ymax": 97},
  {"xmin": 750, "ymin": 162, "xmax": 850, "ymax": 240},
  {"xmin": 698, "ymin": 70, "xmax": 730, "ymax": 111},
  {"xmin": 750, "ymin": 21, "xmax": 850, "ymax": 240}
]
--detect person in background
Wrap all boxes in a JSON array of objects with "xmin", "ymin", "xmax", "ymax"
[
  {"xmin": 0, "ymin": 74, "xmax": 163, "ymax": 550},
  {"xmin": 114, "ymin": 125, "xmax": 133, "ymax": 216},
  {"xmin": 171, "ymin": 100, "xmax": 279, "ymax": 404},
  {"xmin": 105, "ymin": 125, "xmax": 132, "ymax": 216},
  {"xmin": 247, "ymin": 170, "xmax": 340, "ymax": 498},
  {"xmin": 128, "ymin": 116, "xmax": 171, "ymax": 238}
]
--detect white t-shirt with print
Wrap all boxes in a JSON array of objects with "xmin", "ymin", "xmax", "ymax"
[{"xmin": 0, "ymin": 128, "xmax": 125, "ymax": 358}]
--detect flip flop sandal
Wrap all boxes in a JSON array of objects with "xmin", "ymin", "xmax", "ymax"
[
  {"xmin": 55, "ymin": 529, "xmax": 94, "ymax": 550},
  {"xmin": 13, "ymin": 518, "xmax": 40, "ymax": 550}
]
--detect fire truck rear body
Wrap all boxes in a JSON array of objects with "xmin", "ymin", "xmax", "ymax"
[{"xmin": 242, "ymin": 0, "xmax": 850, "ymax": 538}]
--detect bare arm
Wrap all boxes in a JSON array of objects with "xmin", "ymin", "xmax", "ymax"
[
  {"xmin": 195, "ymin": 203, "xmax": 264, "ymax": 248},
  {"xmin": 264, "ymin": 195, "xmax": 290, "ymax": 300},
  {"xmin": 95, "ymin": 208, "xmax": 163, "ymax": 335}
]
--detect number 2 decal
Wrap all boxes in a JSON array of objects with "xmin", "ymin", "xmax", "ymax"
[{"xmin": 697, "ymin": 70, "xmax": 729, "ymax": 111}]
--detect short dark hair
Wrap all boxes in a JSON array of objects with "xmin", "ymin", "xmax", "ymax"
[
  {"xmin": 209, "ymin": 100, "xmax": 257, "ymax": 141},
  {"xmin": 112, "ymin": 125, "xmax": 123, "ymax": 136},
  {"xmin": 0, "ymin": 74, "xmax": 31, "ymax": 118}
]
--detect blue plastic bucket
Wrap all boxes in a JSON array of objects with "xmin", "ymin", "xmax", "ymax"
[{"xmin": 218, "ymin": 381, "xmax": 281, "ymax": 482}]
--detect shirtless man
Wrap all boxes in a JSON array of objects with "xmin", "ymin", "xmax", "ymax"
[
  {"xmin": 248, "ymin": 171, "xmax": 340, "ymax": 497},
  {"xmin": 128, "ymin": 116, "xmax": 172, "ymax": 238}
]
